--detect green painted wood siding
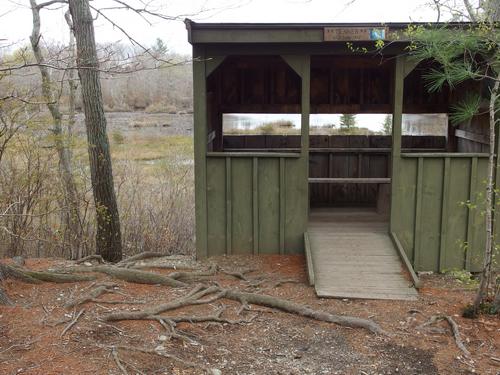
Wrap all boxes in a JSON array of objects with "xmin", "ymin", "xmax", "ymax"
[
  {"xmin": 206, "ymin": 155, "xmax": 307, "ymax": 256},
  {"xmin": 393, "ymin": 155, "xmax": 488, "ymax": 272}
]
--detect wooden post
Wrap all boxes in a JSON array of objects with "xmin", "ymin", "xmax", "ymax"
[
  {"xmin": 280, "ymin": 55, "xmax": 310, "ymax": 154},
  {"xmin": 389, "ymin": 56, "xmax": 405, "ymax": 234},
  {"xmin": 301, "ymin": 56, "xmax": 311, "ymax": 158},
  {"xmin": 206, "ymin": 56, "xmax": 226, "ymax": 152},
  {"xmin": 193, "ymin": 46, "xmax": 208, "ymax": 258},
  {"xmin": 280, "ymin": 55, "xmax": 311, "ymax": 251},
  {"xmin": 302, "ymin": 56, "xmax": 311, "ymax": 226},
  {"xmin": 446, "ymin": 117, "xmax": 457, "ymax": 152}
]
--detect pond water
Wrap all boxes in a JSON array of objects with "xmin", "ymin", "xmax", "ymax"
[{"xmin": 223, "ymin": 113, "xmax": 448, "ymax": 136}]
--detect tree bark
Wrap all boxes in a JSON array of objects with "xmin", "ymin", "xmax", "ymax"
[
  {"xmin": 29, "ymin": 0, "xmax": 82, "ymax": 260},
  {"xmin": 64, "ymin": 9, "xmax": 77, "ymax": 161},
  {"xmin": 463, "ymin": 0, "xmax": 479, "ymax": 21},
  {"xmin": 68, "ymin": 0, "xmax": 122, "ymax": 262}
]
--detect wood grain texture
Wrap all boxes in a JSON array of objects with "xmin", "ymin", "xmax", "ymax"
[
  {"xmin": 258, "ymin": 159, "xmax": 280, "ymax": 254},
  {"xmin": 231, "ymin": 158, "xmax": 253, "ymax": 254},
  {"xmin": 206, "ymin": 158, "xmax": 226, "ymax": 256},
  {"xmin": 395, "ymin": 155, "xmax": 487, "ymax": 272},
  {"xmin": 389, "ymin": 56, "xmax": 404, "ymax": 235},
  {"xmin": 192, "ymin": 45, "xmax": 208, "ymax": 259},
  {"xmin": 308, "ymin": 208, "xmax": 418, "ymax": 301}
]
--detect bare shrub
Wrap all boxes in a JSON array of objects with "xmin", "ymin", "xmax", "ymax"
[
  {"xmin": 0, "ymin": 131, "xmax": 62, "ymax": 257},
  {"xmin": 0, "ymin": 126, "xmax": 195, "ymax": 259},
  {"xmin": 145, "ymin": 102, "xmax": 177, "ymax": 114},
  {"xmin": 111, "ymin": 131, "xmax": 126, "ymax": 145},
  {"xmin": 114, "ymin": 159, "xmax": 195, "ymax": 257}
]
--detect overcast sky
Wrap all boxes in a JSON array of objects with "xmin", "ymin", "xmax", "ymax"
[{"xmin": 1, "ymin": 0, "xmax": 439, "ymax": 55}]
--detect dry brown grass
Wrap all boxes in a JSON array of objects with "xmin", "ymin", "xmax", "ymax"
[{"xmin": 0, "ymin": 124, "xmax": 195, "ymax": 259}]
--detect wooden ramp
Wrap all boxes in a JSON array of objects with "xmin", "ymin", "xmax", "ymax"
[{"xmin": 307, "ymin": 208, "xmax": 418, "ymax": 301}]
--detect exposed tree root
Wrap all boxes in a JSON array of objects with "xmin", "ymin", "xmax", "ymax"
[
  {"xmin": 220, "ymin": 289, "xmax": 387, "ymax": 335},
  {"xmin": 1, "ymin": 263, "xmax": 42, "ymax": 284},
  {"xmin": 55, "ymin": 265, "xmax": 187, "ymax": 288},
  {"xmin": 111, "ymin": 348, "xmax": 129, "ymax": 375},
  {"xmin": 65, "ymin": 282, "xmax": 118, "ymax": 308},
  {"xmin": 75, "ymin": 255, "xmax": 105, "ymax": 265},
  {"xmin": 113, "ymin": 306, "xmax": 257, "ymax": 343},
  {"xmin": 61, "ymin": 309, "xmax": 85, "ymax": 337},
  {"xmin": 116, "ymin": 252, "xmax": 166, "ymax": 267},
  {"xmin": 103, "ymin": 284, "xmax": 386, "ymax": 335},
  {"xmin": 130, "ymin": 263, "xmax": 196, "ymax": 271},
  {"xmin": 110, "ymin": 345, "xmax": 219, "ymax": 375},
  {"xmin": 151, "ymin": 308, "xmax": 257, "ymax": 327},
  {"xmin": 168, "ymin": 265, "xmax": 217, "ymax": 281},
  {"xmin": 103, "ymin": 285, "xmax": 223, "ymax": 321},
  {"xmin": 21, "ymin": 269, "xmax": 96, "ymax": 283},
  {"xmin": 220, "ymin": 267, "xmax": 255, "ymax": 281},
  {"xmin": 0, "ymin": 288, "xmax": 13, "ymax": 306},
  {"xmin": 95, "ymin": 299, "xmax": 146, "ymax": 305},
  {"xmin": 418, "ymin": 315, "xmax": 471, "ymax": 358},
  {"xmin": 1, "ymin": 263, "xmax": 95, "ymax": 283},
  {"xmin": 5, "ymin": 261, "xmax": 386, "ymax": 336}
]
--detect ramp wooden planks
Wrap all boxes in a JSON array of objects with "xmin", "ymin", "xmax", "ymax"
[{"xmin": 308, "ymin": 208, "xmax": 418, "ymax": 301}]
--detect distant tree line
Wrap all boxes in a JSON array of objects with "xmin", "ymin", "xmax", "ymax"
[{"xmin": 0, "ymin": 38, "xmax": 193, "ymax": 114}]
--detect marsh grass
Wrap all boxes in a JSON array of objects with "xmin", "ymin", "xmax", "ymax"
[{"xmin": 0, "ymin": 128, "xmax": 195, "ymax": 259}]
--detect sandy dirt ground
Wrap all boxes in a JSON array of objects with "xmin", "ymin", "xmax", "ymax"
[{"xmin": 0, "ymin": 255, "xmax": 498, "ymax": 375}]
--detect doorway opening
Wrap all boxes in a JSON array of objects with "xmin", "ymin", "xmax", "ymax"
[{"xmin": 307, "ymin": 55, "xmax": 449, "ymax": 222}]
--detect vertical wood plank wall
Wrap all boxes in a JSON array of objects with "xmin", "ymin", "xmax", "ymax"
[
  {"xmin": 199, "ymin": 54, "xmax": 310, "ymax": 257},
  {"xmin": 390, "ymin": 56, "xmax": 488, "ymax": 273},
  {"xmin": 206, "ymin": 155, "xmax": 307, "ymax": 256},
  {"xmin": 393, "ymin": 155, "xmax": 488, "ymax": 272}
]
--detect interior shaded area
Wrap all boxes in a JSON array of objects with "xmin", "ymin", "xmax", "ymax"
[
  {"xmin": 207, "ymin": 55, "xmax": 462, "ymax": 210},
  {"xmin": 206, "ymin": 55, "xmax": 302, "ymax": 151}
]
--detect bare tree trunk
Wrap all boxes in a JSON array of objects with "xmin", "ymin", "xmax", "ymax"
[
  {"xmin": 463, "ymin": 0, "xmax": 479, "ymax": 21},
  {"xmin": 473, "ymin": 73, "xmax": 500, "ymax": 313},
  {"xmin": 64, "ymin": 9, "xmax": 77, "ymax": 162},
  {"xmin": 29, "ymin": 0, "xmax": 82, "ymax": 260},
  {"xmin": 68, "ymin": 0, "xmax": 122, "ymax": 262}
]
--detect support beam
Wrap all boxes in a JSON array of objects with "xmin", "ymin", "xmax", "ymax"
[
  {"xmin": 193, "ymin": 46, "xmax": 208, "ymax": 258},
  {"xmin": 300, "ymin": 56, "xmax": 311, "ymax": 158},
  {"xmin": 280, "ymin": 55, "xmax": 305, "ymax": 77},
  {"xmin": 205, "ymin": 56, "xmax": 226, "ymax": 77},
  {"xmin": 389, "ymin": 56, "xmax": 405, "ymax": 234},
  {"xmin": 403, "ymin": 57, "xmax": 420, "ymax": 78},
  {"xmin": 281, "ymin": 54, "xmax": 311, "ymax": 250}
]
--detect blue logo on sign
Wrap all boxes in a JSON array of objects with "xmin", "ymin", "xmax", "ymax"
[{"xmin": 370, "ymin": 29, "xmax": 385, "ymax": 40}]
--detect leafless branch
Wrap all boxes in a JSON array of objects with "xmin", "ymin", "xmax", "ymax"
[{"xmin": 36, "ymin": 0, "xmax": 67, "ymax": 9}]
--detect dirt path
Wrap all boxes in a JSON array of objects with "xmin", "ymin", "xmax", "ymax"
[{"xmin": 0, "ymin": 255, "xmax": 498, "ymax": 374}]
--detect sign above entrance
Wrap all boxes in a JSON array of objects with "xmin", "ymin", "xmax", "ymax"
[{"xmin": 323, "ymin": 27, "xmax": 388, "ymax": 41}]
